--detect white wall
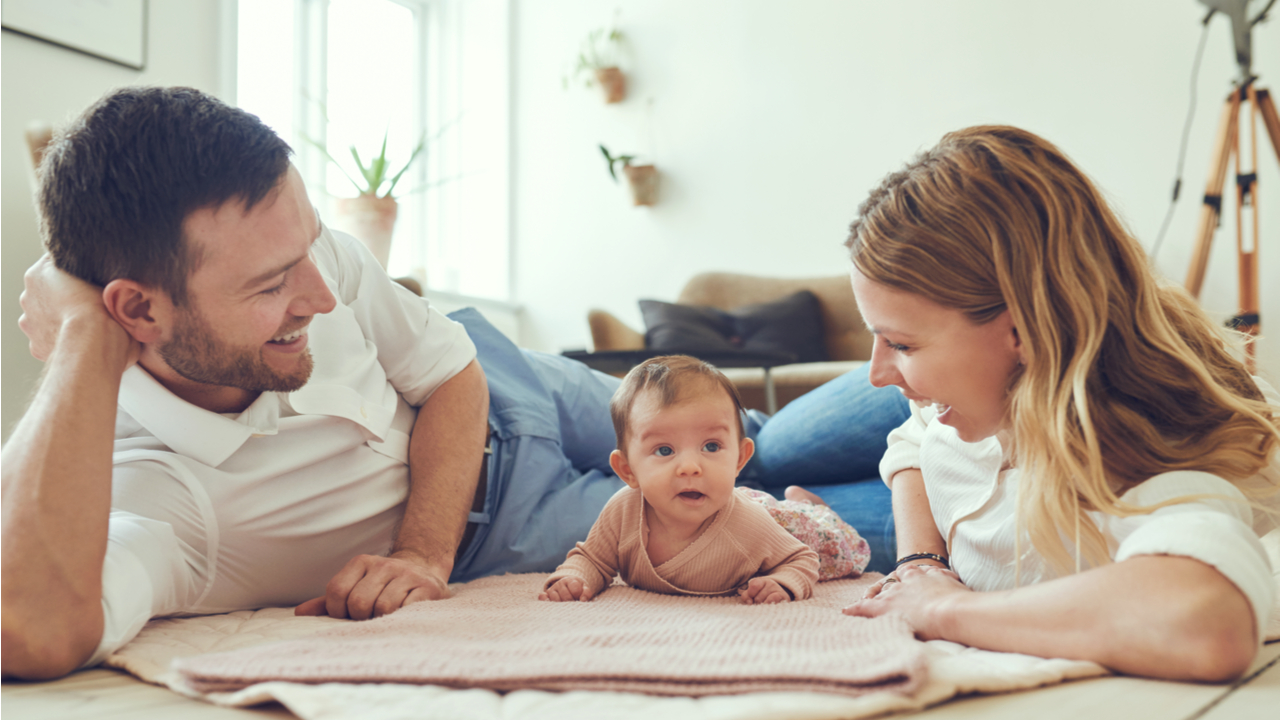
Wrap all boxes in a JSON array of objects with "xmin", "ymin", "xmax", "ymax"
[
  {"xmin": 510, "ymin": 0, "xmax": 1280, "ymax": 386},
  {"xmin": 1, "ymin": 0, "xmax": 227, "ymax": 440},
  {"xmin": 3, "ymin": 0, "xmax": 1279, "ymax": 444}
]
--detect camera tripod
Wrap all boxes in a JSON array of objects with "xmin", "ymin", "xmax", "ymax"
[{"xmin": 1183, "ymin": 79, "xmax": 1280, "ymax": 371}]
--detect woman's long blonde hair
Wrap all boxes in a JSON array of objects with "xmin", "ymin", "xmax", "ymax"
[{"xmin": 848, "ymin": 125, "xmax": 1279, "ymax": 572}]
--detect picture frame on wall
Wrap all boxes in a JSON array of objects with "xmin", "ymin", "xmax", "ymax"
[{"xmin": 1, "ymin": 0, "xmax": 146, "ymax": 70}]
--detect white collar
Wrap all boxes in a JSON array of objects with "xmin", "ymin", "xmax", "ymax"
[{"xmin": 118, "ymin": 366, "xmax": 284, "ymax": 468}]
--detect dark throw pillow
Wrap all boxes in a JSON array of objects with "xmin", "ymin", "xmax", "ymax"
[{"xmin": 638, "ymin": 290, "xmax": 829, "ymax": 363}]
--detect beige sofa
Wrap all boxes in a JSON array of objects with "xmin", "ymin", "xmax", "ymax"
[{"xmin": 587, "ymin": 272, "xmax": 871, "ymax": 412}]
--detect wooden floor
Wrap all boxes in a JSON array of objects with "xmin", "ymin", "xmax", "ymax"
[{"xmin": 4, "ymin": 643, "xmax": 1278, "ymax": 719}]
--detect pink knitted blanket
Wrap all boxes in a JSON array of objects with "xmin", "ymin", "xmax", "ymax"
[{"xmin": 173, "ymin": 573, "xmax": 927, "ymax": 698}]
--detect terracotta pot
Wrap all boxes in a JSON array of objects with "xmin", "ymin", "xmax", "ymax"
[
  {"xmin": 623, "ymin": 164, "xmax": 659, "ymax": 206},
  {"xmin": 594, "ymin": 67, "xmax": 626, "ymax": 104},
  {"xmin": 334, "ymin": 194, "xmax": 398, "ymax": 269}
]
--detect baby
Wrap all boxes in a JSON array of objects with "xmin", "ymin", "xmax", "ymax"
[{"xmin": 539, "ymin": 355, "xmax": 823, "ymax": 604}]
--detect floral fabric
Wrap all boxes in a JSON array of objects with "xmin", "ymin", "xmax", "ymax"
[{"xmin": 742, "ymin": 489, "xmax": 871, "ymax": 580}]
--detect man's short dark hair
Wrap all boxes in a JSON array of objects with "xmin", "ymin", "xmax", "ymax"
[{"xmin": 37, "ymin": 86, "xmax": 293, "ymax": 305}]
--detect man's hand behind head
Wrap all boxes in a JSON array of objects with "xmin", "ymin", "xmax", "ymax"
[{"xmin": 19, "ymin": 253, "xmax": 138, "ymax": 367}]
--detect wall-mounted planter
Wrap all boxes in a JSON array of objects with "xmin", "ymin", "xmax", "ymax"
[
  {"xmin": 594, "ymin": 67, "xmax": 626, "ymax": 103},
  {"xmin": 623, "ymin": 164, "xmax": 659, "ymax": 206}
]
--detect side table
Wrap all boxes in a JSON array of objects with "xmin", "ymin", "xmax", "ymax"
[{"xmin": 561, "ymin": 349, "xmax": 799, "ymax": 414}]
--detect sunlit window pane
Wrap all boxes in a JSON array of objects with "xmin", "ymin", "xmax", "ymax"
[
  {"xmin": 236, "ymin": 0, "xmax": 296, "ymax": 144},
  {"xmin": 323, "ymin": 0, "xmax": 419, "ymax": 200},
  {"xmin": 235, "ymin": 0, "xmax": 509, "ymax": 301}
]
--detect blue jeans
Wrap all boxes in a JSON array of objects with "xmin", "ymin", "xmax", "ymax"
[
  {"xmin": 740, "ymin": 364, "xmax": 911, "ymax": 574},
  {"xmin": 449, "ymin": 308, "xmax": 625, "ymax": 582},
  {"xmin": 449, "ymin": 308, "xmax": 910, "ymax": 579}
]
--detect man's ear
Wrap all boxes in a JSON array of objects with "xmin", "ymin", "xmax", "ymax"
[
  {"xmin": 735, "ymin": 437, "xmax": 755, "ymax": 473},
  {"xmin": 102, "ymin": 279, "xmax": 168, "ymax": 345},
  {"xmin": 609, "ymin": 449, "xmax": 640, "ymax": 489}
]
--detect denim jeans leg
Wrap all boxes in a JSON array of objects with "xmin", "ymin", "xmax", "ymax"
[
  {"xmin": 521, "ymin": 349, "xmax": 621, "ymax": 475},
  {"xmin": 747, "ymin": 363, "xmax": 910, "ymax": 488}
]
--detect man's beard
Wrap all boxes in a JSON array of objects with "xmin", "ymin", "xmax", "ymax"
[{"xmin": 158, "ymin": 306, "xmax": 314, "ymax": 393}]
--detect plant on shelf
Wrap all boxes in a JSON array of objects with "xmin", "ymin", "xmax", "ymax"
[
  {"xmin": 567, "ymin": 27, "xmax": 628, "ymax": 103},
  {"xmin": 304, "ymin": 129, "xmax": 427, "ymax": 270},
  {"xmin": 326, "ymin": 130, "xmax": 427, "ymax": 200},
  {"xmin": 600, "ymin": 144, "xmax": 658, "ymax": 207}
]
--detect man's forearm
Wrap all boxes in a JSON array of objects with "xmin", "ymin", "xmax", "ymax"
[
  {"xmin": 393, "ymin": 359, "xmax": 489, "ymax": 578},
  {"xmin": 2, "ymin": 314, "xmax": 132, "ymax": 678}
]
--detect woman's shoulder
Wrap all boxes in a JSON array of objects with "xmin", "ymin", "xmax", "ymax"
[{"xmin": 1122, "ymin": 469, "xmax": 1249, "ymax": 503}]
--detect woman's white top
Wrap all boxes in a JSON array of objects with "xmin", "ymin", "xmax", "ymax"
[{"xmin": 880, "ymin": 378, "xmax": 1280, "ymax": 640}]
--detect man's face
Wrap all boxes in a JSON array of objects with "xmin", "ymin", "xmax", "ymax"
[
  {"xmin": 157, "ymin": 165, "xmax": 336, "ymax": 403},
  {"xmin": 158, "ymin": 296, "xmax": 314, "ymax": 393}
]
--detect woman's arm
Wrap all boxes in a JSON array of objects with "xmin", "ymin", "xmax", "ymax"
[
  {"xmin": 889, "ymin": 469, "xmax": 948, "ymax": 568},
  {"xmin": 845, "ymin": 554, "xmax": 1256, "ymax": 682}
]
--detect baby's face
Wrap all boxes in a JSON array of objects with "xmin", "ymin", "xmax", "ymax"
[{"xmin": 620, "ymin": 383, "xmax": 750, "ymax": 534}]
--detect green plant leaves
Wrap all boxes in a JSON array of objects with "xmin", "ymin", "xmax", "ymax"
[{"xmin": 599, "ymin": 144, "xmax": 636, "ymax": 182}]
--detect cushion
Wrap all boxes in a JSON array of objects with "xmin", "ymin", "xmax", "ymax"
[{"xmin": 639, "ymin": 291, "xmax": 829, "ymax": 363}]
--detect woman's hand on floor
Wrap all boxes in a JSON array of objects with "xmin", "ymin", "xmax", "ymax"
[{"xmin": 844, "ymin": 563, "xmax": 967, "ymax": 640}]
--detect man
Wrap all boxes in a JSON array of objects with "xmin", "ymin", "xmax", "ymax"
[{"xmin": 1, "ymin": 86, "xmax": 625, "ymax": 679}]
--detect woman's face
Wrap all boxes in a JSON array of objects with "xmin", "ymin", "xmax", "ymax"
[{"xmin": 852, "ymin": 269, "xmax": 1024, "ymax": 443}]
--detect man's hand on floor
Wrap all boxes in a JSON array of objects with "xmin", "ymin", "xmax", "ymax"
[{"xmin": 294, "ymin": 551, "xmax": 452, "ymax": 619}]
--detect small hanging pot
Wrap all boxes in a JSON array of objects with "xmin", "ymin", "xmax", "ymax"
[
  {"xmin": 594, "ymin": 67, "xmax": 626, "ymax": 104},
  {"xmin": 623, "ymin": 164, "xmax": 658, "ymax": 206}
]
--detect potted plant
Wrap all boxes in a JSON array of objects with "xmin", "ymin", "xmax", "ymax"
[
  {"xmin": 567, "ymin": 28, "xmax": 628, "ymax": 104},
  {"xmin": 307, "ymin": 130, "xmax": 426, "ymax": 269},
  {"xmin": 600, "ymin": 144, "xmax": 658, "ymax": 206}
]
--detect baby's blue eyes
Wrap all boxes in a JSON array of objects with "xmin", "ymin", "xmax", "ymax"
[{"xmin": 652, "ymin": 443, "xmax": 722, "ymax": 456}]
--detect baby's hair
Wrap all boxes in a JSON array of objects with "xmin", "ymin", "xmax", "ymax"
[{"xmin": 610, "ymin": 355, "xmax": 746, "ymax": 450}]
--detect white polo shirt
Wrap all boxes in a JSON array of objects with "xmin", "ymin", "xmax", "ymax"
[
  {"xmin": 880, "ymin": 379, "xmax": 1280, "ymax": 642},
  {"xmin": 89, "ymin": 225, "xmax": 476, "ymax": 665}
]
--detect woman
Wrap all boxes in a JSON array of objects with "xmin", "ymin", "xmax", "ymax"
[{"xmin": 839, "ymin": 125, "xmax": 1280, "ymax": 682}]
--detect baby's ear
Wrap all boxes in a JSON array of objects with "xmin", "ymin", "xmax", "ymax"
[
  {"xmin": 610, "ymin": 449, "xmax": 639, "ymax": 489},
  {"xmin": 735, "ymin": 437, "xmax": 755, "ymax": 472}
]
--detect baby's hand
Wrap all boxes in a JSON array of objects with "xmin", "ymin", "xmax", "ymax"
[
  {"xmin": 739, "ymin": 577, "xmax": 791, "ymax": 605},
  {"xmin": 538, "ymin": 576, "xmax": 594, "ymax": 602}
]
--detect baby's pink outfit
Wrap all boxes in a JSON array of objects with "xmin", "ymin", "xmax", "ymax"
[
  {"xmin": 740, "ymin": 489, "xmax": 871, "ymax": 580},
  {"xmin": 544, "ymin": 487, "xmax": 819, "ymax": 600}
]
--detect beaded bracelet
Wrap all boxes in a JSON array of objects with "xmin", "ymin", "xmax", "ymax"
[{"xmin": 895, "ymin": 552, "xmax": 949, "ymax": 569}]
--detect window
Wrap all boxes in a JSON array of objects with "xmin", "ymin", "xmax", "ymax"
[{"xmin": 234, "ymin": 0, "xmax": 510, "ymax": 301}]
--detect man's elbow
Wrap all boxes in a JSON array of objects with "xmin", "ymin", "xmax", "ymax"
[{"xmin": 2, "ymin": 608, "xmax": 102, "ymax": 680}]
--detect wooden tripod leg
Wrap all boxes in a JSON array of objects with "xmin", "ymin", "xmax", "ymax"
[
  {"xmin": 1256, "ymin": 89, "xmax": 1280, "ymax": 166},
  {"xmin": 1185, "ymin": 89, "xmax": 1241, "ymax": 298},
  {"xmin": 1235, "ymin": 87, "xmax": 1280, "ymax": 370},
  {"xmin": 1235, "ymin": 86, "xmax": 1260, "ymax": 371}
]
